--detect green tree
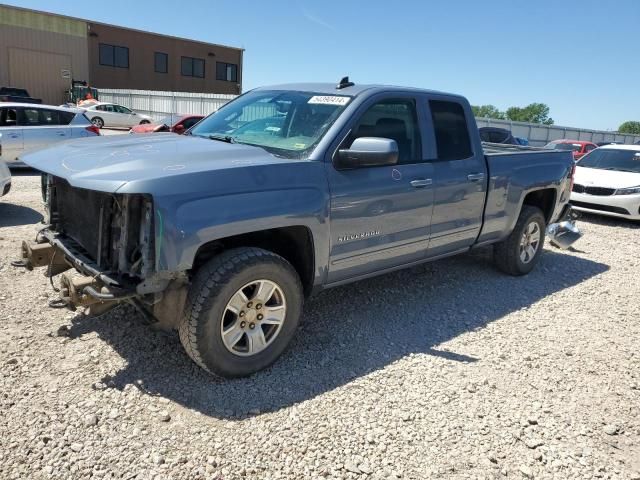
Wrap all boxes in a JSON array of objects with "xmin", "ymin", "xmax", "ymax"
[
  {"xmin": 505, "ymin": 103, "xmax": 554, "ymax": 125},
  {"xmin": 471, "ymin": 104, "xmax": 505, "ymax": 120},
  {"xmin": 618, "ymin": 121, "xmax": 640, "ymax": 134}
]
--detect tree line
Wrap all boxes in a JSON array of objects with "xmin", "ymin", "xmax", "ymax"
[
  {"xmin": 471, "ymin": 103, "xmax": 554, "ymax": 125},
  {"xmin": 473, "ymin": 103, "xmax": 640, "ymax": 135}
]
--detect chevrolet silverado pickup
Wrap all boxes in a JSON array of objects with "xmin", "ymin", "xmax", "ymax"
[{"xmin": 18, "ymin": 79, "xmax": 576, "ymax": 378}]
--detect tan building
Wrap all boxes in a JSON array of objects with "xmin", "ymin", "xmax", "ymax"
[{"xmin": 0, "ymin": 4, "xmax": 243, "ymax": 105}]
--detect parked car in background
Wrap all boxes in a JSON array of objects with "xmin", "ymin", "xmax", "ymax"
[
  {"xmin": 129, "ymin": 114, "xmax": 203, "ymax": 134},
  {"xmin": 515, "ymin": 137, "xmax": 529, "ymax": 146},
  {"xmin": 544, "ymin": 139, "xmax": 597, "ymax": 160},
  {"xmin": 0, "ymin": 103, "xmax": 100, "ymax": 167},
  {"xmin": 81, "ymin": 102, "xmax": 153, "ymax": 129},
  {"xmin": 571, "ymin": 144, "xmax": 640, "ymax": 220},
  {"xmin": 0, "ymin": 159, "xmax": 11, "ymax": 197},
  {"xmin": 478, "ymin": 126, "xmax": 519, "ymax": 145},
  {"xmin": 0, "ymin": 87, "xmax": 42, "ymax": 104},
  {"xmin": 596, "ymin": 141, "xmax": 621, "ymax": 147},
  {"xmin": 21, "ymin": 81, "xmax": 577, "ymax": 378}
]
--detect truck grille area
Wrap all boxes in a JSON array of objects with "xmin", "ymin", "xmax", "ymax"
[
  {"xmin": 54, "ymin": 181, "xmax": 108, "ymax": 262},
  {"xmin": 48, "ymin": 177, "xmax": 154, "ymax": 279}
]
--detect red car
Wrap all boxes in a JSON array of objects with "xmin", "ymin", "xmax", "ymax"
[
  {"xmin": 543, "ymin": 139, "xmax": 598, "ymax": 160},
  {"xmin": 129, "ymin": 114, "xmax": 203, "ymax": 134}
]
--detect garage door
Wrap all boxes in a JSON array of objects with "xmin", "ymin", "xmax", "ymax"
[{"xmin": 9, "ymin": 48, "xmax": 72, "ymax": 105}]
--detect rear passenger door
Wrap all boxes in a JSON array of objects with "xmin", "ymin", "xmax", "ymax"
[
  {"xmin": 19, "ymin": 107, "xmax": 72, "ymax": 154},
  {"xmin": 0, "ymin": 107, "xmax": 24, "ymax": 163},
  {"xmin": 426, "ymin": 99, "xmax": 487, "ymax": 257},
  {"xmin": 326, "ymin": 95, "xmax": 435, "ymax": 283}
]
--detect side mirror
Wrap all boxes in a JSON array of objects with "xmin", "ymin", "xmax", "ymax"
[
  {"xmin": 335, "ymin": 137, "xmax": 399, "ymax": 170},
  {"xmin": 173, "ymin": 124, "xmax": 185, "ymax": 134}
]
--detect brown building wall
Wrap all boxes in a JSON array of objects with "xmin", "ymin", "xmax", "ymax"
[
  {"xmin": 0, "ymin": 6, "xmax": 89, "ymax": 105},
  {"xmin": 87, "ymin": 23, "xmax": 242, "ymax": 95}
]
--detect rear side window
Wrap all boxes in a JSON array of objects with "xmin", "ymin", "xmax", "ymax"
[
  {"xmin": 430, "ymin": 100, "xmax": 473, "ymax": 160},
  {"xmin": 39, "ymin": 109, "xmax": 75, "ymax": 125},
  {"xmin": 18, "ymin": 108, "xmax": 41, "ymax": 126}
]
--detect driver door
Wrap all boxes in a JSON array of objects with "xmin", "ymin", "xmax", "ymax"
[{"xmin": 326, "ymin": 95, "xmax": 435, "ymax": 283}]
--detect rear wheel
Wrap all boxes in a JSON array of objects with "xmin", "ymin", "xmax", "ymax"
[
  {"xmin": 494, "ymin": 205, "xmax": 546, "ymax": 276},
  {"xmin": 178, "ymin": 247, "xmax": 303, "ymax": 378},
  {"xmin": 91, "ymin": 117, "xmax": 104, "ymax": 128}
]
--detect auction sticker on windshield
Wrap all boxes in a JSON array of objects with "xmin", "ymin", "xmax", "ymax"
[{"xmin": 308, "ymin": 96, "xmax": 350, "ymax": 106}]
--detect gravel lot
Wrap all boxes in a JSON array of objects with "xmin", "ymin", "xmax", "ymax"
[{"xmin": 1, "ymin": 172, "xmax": 639, "ymax": 480}]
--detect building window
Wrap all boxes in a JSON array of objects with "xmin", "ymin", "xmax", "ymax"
[
  {"xmin": 181, "ymin": 56, "xmax": 205, "ymax": 78},
  {"xmin": 154, "ymin": 52, "xmax": 168, "ymax": 73},
  {"xmin": 99, "ymin": 43, "xmax": 129, "ymax": 68},
  {"xmin": 216, "ymin": 62, "xmax": 238, "ymax": 82}
]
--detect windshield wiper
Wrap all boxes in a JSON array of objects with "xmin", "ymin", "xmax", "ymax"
[{"xmin": 208, "ymin": 134, "xmax": 235, "ymax": 143}]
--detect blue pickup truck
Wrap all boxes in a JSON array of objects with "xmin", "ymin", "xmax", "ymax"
[{"xmin": 20, "ymin": 79, "xmax": 576, "ymax": 377}]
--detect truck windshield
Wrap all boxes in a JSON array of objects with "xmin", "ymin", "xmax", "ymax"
[
  {"xmin": 190, "ymin": 90, "xmax": 351, "ymax": 158},
  {"xmin": 578, "ymin": 149, "xmax": 640, "ymax": 173}
]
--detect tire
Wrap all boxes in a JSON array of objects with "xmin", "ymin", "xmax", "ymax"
[
  {"xmin": 91, "ymin": 117, "xmax": 104, "ymax": 128},
  {"xmin": 179, "ymin": 247, "xmax": 303, "ymax": 378},
  {"xmin": 493, "ymin": 205, "xmax": 546, "ymax": 276}
]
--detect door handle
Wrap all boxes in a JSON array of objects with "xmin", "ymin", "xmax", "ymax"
[
  {"xmin": 467, "ymin": 173, "xmax": 485, "ymax": 182},
  {"xmin": 410, "ymin": 179, "xmax": 432, "ymax": 188},
  {"xmin": 56, "ymin": 132, "xmax": 66, "ymax": 136}
]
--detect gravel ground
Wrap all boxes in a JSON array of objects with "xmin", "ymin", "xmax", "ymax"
[{"xmin": 1, "ymin": 172, "xmax": 639, "ymax": 480}]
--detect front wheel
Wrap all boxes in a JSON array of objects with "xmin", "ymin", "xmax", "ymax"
[
  {"xmin": 178, "ymin": 248, "xmax": 303, "ymax": 378},
  {"xmin": 493, "ymin": 205, "xmax": 546, "ymax": 276}
]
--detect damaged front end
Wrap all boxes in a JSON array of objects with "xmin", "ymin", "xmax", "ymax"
[{"xmin": 19, "ymin": 175, "xmax": 186, "ymax": 326}]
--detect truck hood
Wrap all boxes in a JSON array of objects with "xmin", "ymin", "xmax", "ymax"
[
  {"xmin": 20, "ymin": 133, "xmax": 286, "ymax": 193},
  {"xmin": 574, "ymin": 165, "xmax": 640, "ymax": 189}
]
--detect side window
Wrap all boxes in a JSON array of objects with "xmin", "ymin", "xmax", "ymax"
[
  {"xmin": 115, "ymin": 105, "xmax": 131, "ymax": 114},
  {"xmin": 104, "ymin": 105, "xmax": 116, "ymax": 113},
  {"xmin": 429, "ymin": 100, "xmax": 473, "ymax": 160},
  {"xmin": 59, "ymin": 111, "xmax": 75, "ymax": 125},
  {"xmin": 181, "ymin": 117, "xmax": 200, "ymax": 129},
  {"xmin": 18, "ymin": 108, "xmax": 42, "ymax": 126},
  {"xmin": 585, "ymin": 144, "xmax": 596, "ymax": 152},
  {"xmin": 0, "ymin": 108, "xmax": 18, "ymax": 127},
  {"xmin": 40, "ymin": 109, "xmax": 61, "ymax": 125},
  {"xmin": 346, "ymin": 98, "xmax": 421, "ymax": 164}
]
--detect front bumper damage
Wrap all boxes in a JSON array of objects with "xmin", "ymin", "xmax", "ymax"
[{"xmin": 19, "ymin": 232, "xmax": 187, "ymax": 327}]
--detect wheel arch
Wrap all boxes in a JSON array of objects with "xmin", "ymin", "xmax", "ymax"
[
  {"xmin": 522, "ymin": 187, "xmax": 557, "ymax": 223},
  {"xmin": 191, "ymin": 226, "xmax": 316, "ymax": 297}
]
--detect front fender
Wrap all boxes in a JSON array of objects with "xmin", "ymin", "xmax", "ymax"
[{"xmin": 154, "ymin": 186, "xmax": 329, "ymax": 275}]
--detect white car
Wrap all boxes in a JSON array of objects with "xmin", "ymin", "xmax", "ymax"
[
  {"xmin": 571, "ymin": 144, "xmax": 640, "ymax": 221},
  {"xmin": 0, "ymin": 103, "xmax": 101, "ymax": 167},
  {"xmin": 0, "ymin": 158, "xmax": 11, "ymax": 197},
  {"xmin": 82, "ymin": 103, "xmax": 153, "ymax": 129}
]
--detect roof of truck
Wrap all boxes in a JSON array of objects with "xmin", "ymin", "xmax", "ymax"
[{"xmin": 256, "ymin": 82, "xmax": 465, "ymax": 100}]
